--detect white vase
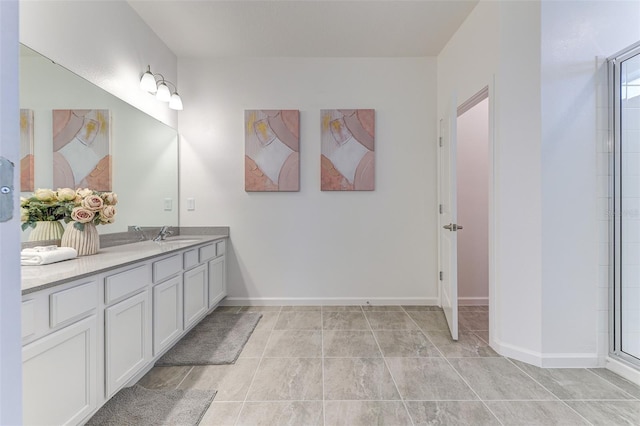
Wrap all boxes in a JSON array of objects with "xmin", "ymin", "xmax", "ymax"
[
  {"xmin": 28, "ymin": 221, "xmax": 64, "ymax": 242},
  {"xmin": 61, "ymin": 222, "xmax": 99, "ymax": 256}
]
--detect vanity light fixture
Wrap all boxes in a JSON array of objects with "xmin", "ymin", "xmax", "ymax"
[{"xmin": 139, "ymin": 65, "xmax": 183, "ymax": 110}]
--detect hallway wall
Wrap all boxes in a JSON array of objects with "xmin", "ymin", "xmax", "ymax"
[{"xmin": 457, "ymin": 98, "xmax": 489, "ymax": 305}]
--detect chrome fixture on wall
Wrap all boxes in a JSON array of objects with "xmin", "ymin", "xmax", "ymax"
[{"xmin": 140, "ymin": 65, "xmax": 183, "ymax": 110}]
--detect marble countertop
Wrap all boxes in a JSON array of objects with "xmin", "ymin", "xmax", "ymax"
[{"xmin": 21, "ymin": 235, "xmax": 228, "ymax": 295}]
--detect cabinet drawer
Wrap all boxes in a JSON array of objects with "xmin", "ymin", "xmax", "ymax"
[
  {"xmin": 216, "ymin": 240, "xmax": 226, "ymax": 256},
  {"xmin": 183, "ymin": 249, "xmax": 198, "ymax": 270},
  {"xmin": 153, "ymin": 254, "xmax": 182, "ymax": 283},
  {"xmin": 199, "ymin": 243, "xmax": 216, "ymax": 263},
  {"xmin": 105, "ymin": 265, "xmax": 149, "ymax": 304},
  {"xmin": 50, "ymin": 280, "xmax": 98, "ymax": 328}
]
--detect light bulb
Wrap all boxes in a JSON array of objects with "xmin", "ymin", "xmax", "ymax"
[
  {"xmin": 140, "ymin": 68, "xmax": 157, "ymax": 93},
  {"xmin": 169, "ymin": 92, "xmax": 183, "ymax": 110},
  {"xmin": 156, "ymin": 82, "xmax": 171, "ymax": 102}
]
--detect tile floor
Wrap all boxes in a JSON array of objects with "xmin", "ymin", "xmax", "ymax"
[{"xmin": 138, "ymin": 306, "xmax": 640, "ymax": 425}]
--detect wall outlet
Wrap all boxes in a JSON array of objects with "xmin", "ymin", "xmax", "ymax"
[
  {"xmin": 187, "ymin": 198, "xmax": 195, "ymax": 211},
  {"xmin": 163, "ymin": 198, "xmax": 172, "ymax": 211}
]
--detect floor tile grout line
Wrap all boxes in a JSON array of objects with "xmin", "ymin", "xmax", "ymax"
[
  {"xmin": 583, "ymin": 367, "xmax": 640, "ymax": 400},
  {"xmin": 403, "ymin": 307, "xmax": 505, "ymax": 426},
  {"xmin": 173, "ymin": 365, "xmax": 195, "ymax": 390},
  {"xmin": 504, "ymin": 357, "xmax": 596, "ymax": 426},
  {"xmin": 365, "ymin": 306, "xmax": 416, "ymax": 426},
  {"xmin": 233, "ymin": 306, "xmax": 282, "ymax": 426}
]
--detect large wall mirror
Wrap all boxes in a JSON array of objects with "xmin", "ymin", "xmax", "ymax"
[{"xmin": 19, "ymin": 44, "xmax": 179, "ymax": 241}]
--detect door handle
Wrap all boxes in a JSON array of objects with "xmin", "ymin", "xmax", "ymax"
[{"xmin": 443, "ymin": 223, "xmax": 464, "ymax": 231}]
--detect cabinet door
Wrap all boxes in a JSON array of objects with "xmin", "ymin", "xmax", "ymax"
[
  {"xmin": 105, "ymin": 291, "xmax": 151, "ymax": 398},
  {"xmin": 23, "ymin": 316, "xmax": 97, "ymax": 426},
  {"xmin": 153, "ymin": 276, "xmax": 183, "ymax": 356},
  {"xmin": 208, "ymin": 256, "xmax": 226, "ymax": 308},
  {"xmin": 184, "ymin": 263, "xmax": 208, "ymax": 329}
]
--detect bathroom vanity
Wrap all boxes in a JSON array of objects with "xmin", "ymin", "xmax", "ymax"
[{"xmin": 20, "ymin": 235, "xmax": 227, "ymax": 425}]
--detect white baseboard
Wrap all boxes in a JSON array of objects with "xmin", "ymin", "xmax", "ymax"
[
  {"xmin": 458, "ymin": 297, "xmax": 488, "ymax": 306},
  {"xmin": 491, "ymin": 338, "xmax": 600, "ymax": 368},
  {"xmin": 606, "ymin": 356, "xmax": 640, "ymax": 386},
  {"xmin": 222, "ymin": 297, "xmax": 440, "ymax": 307}
]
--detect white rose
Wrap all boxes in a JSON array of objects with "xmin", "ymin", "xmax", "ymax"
[
  {"xmin": 20, "ymin": 207, "xmax": 29, "ymax": 222},
  {"xmin": 56, "ymin": 188, "xmax": 76, "ymax": 201},
  {"xmin": 34, "ymin": 188, "xmax": 55, "ymax": 201},
  {"xmin": 99, "ymin": 205, "xmax": 116, "ymax": 222},
  {"xmin": 102, "ymin": 192, "xmax": 118, "ymax": 205},
  {"xmin": 76, "ymin": 188, "xmax": 93, "ymax": 198}
]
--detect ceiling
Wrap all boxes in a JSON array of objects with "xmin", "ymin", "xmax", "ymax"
[{"xmin": 128, "ymin": 0, "xmax": 479, "ymax": 58}]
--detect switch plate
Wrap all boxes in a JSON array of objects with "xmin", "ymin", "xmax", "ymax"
[
  {"xmin": 187, "ymin": 198, "xmax": 195, "ymax": 211},
  {"xmin": 163, "ymin": 198, "xmax": 172, "ymax": 211}
]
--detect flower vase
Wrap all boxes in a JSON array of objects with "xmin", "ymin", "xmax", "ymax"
[
  {"xmin": 28, "ymin": 221, "xmax": 64, "ymax": 242},
  {"xmin": 61, "ymin": 222, "xmax": 99, "ymax": 256}
]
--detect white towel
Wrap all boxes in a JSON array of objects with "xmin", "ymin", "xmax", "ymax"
[{"xmin": 21, "ymin": 247, "xmax": 78, "ymax": 266}]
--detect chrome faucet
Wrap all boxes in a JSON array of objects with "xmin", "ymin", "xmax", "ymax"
[
  {"xmin": 132, "ymin": 225, "xmax": 147, "ymax": 241},
  {"xmin": 153, "ymin": 226, "xmax": 173, "ymax": 242}
]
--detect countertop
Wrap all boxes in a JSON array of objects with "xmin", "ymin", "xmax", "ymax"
[{"xmin": 21, "ymin": 235, "xmax": 228, "ymax": 295}]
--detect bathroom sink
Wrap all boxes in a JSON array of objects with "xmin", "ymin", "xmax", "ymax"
[{"xmin": 161, "ymin": 237, "xmax": 202, "ymax": 244}]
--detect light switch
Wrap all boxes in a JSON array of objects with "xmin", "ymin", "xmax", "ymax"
[
  {"xmin": 163, "ymin": 198, "xmax": 173, "ymax": 211},
  {"xmin": 187, "ymin": 198, "xmax": 195, "ymax": 211}
]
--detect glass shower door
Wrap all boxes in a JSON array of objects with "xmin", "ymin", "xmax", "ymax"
[{"xmin": 613, "ymin": 46, "xmax": 640, "ymax": 364}]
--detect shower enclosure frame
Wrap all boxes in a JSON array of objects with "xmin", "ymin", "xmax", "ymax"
[{"xmin": 609, "ymin": 41, "xmax": 640, "ymax": 369}]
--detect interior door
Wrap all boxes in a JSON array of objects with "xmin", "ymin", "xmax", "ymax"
[{"xmin": 438, "ymin": 95, "xmax": 459, "ymax": 340}]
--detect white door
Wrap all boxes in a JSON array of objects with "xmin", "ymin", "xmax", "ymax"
[{"xmin": 438, "ymin": 95, "xmax": 460, "ymax": 340}]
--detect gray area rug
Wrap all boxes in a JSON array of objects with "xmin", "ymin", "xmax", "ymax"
[
  {"xmin": 156, "ymin": 311, "xmax": 262, "ymax": 366},
  {"xmin": 85, "ymin": 385, "xmax": 215, "ymax": 426}
]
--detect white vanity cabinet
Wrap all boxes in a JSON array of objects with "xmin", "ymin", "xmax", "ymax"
[
  {"xmin": 21, "ymin": 236, "xmax": 228, "ymax": 425},
  {"xmin": 22, "ymin": 278, "xmax": 100, "ymax": 426},
  {"xmin": 104, "ymin": 264, "xmax": 152, "ymax": 398},
  {"xmin": 183, "ymin": 263, "xmax": 209, "ymax": 329},
  {"xmin": 152, "ymin": 254, "xmax": 184, "ymax": 356},
  {"xmin": 208, "ymin": 240, "xmax": 227, "ymax": 308}
]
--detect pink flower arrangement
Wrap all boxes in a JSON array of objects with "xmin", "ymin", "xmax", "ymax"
[{"xmin": 21, "ymin": 188, "xmax": 117, "ymax": 231}]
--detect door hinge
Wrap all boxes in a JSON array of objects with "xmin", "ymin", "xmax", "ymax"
[
  {"xmin": 439, "ymin": 204, "xmax": 443, "ymax": 214},
  {"xmin": 439, "ymin": 271, "xmax": 443, "ymax": 281},
  {"xmin": 439, "ymin": 136, "xmax": 443, "ymax": 147}
]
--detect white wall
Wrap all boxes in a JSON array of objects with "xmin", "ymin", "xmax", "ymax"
[
  {"xmin": 438, "ymin": 0, "xmax": 545, "ymax": 362},
  {"xmin": 540, "ymin": 0, "xmax": 640, "ymax": 365},
  {"xmin": 20, "ymin": 0, "xmax": 178, "ymax": 128},
  {"xmin": 457, "ymin": 98, "xmax": 489, "ymax": 304},
  {"xmin": 178, "ymin": 57, "xmax": 438, "ymax": 304},
  {"xmin": 0, "ymin": 1, "xmax": 23, "ymax": 423},
  {"xmin": 440, "ymin": 0, "xmax": 640, "ymax": 367}
]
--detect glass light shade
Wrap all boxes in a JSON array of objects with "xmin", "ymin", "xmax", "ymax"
[
  {"xmin": 140, "ymin": 71, "xmax": 157, "ymax": 93},
  {"xmin": 169, "ymin": 92, "xmax": 183, "ymax": 110},
  {"xmin": 156, "ymin": 82, "xmax": 171, "ymax": 102}
]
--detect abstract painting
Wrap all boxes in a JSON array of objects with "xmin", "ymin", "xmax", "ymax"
[
  {"xmin": 53, "ymin": 109, "xmax": 112, "ymax": 191},
  {"xmin": 245, "ymin": 110, "xmax": 300, "ymax": 192},
  {"xmin": 20, "ymin": 109, "xmax": 34, "ymax": 192},
  {"xmin": 321, "ymin": 109, "xmax": 375, "ymax": 191}
]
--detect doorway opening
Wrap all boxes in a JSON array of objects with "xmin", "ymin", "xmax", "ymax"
[{"xmin": 456, "ymin": 88, "xmax": 490, "ymax": 332}]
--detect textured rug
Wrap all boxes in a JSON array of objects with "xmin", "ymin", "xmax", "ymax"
[
  {"xmin": 85, "ymin": 385, "xmax": 216, "ymax": 426},
  {"xmin": 156, "ymin": 311, "xmax": 262, "ymax": 366}
]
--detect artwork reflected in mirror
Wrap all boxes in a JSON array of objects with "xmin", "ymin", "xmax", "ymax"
[
  {"xmin": 53, "ymin": 109, "xmax": 112, "ymax": 191},
  {"xmin": 321, "ymin": 109, "xmax": 375, "ymax": 191},
  {"xmin": 20, "ymin": 109, "xmax": 34, "ymax": 192},
  {"xmin": 245, "ymin": 109, "xmax": 300, "ymax": 192},
  {"xmin": 20, "ymin": 44, "xmax": 179, "ymax": 241}
]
